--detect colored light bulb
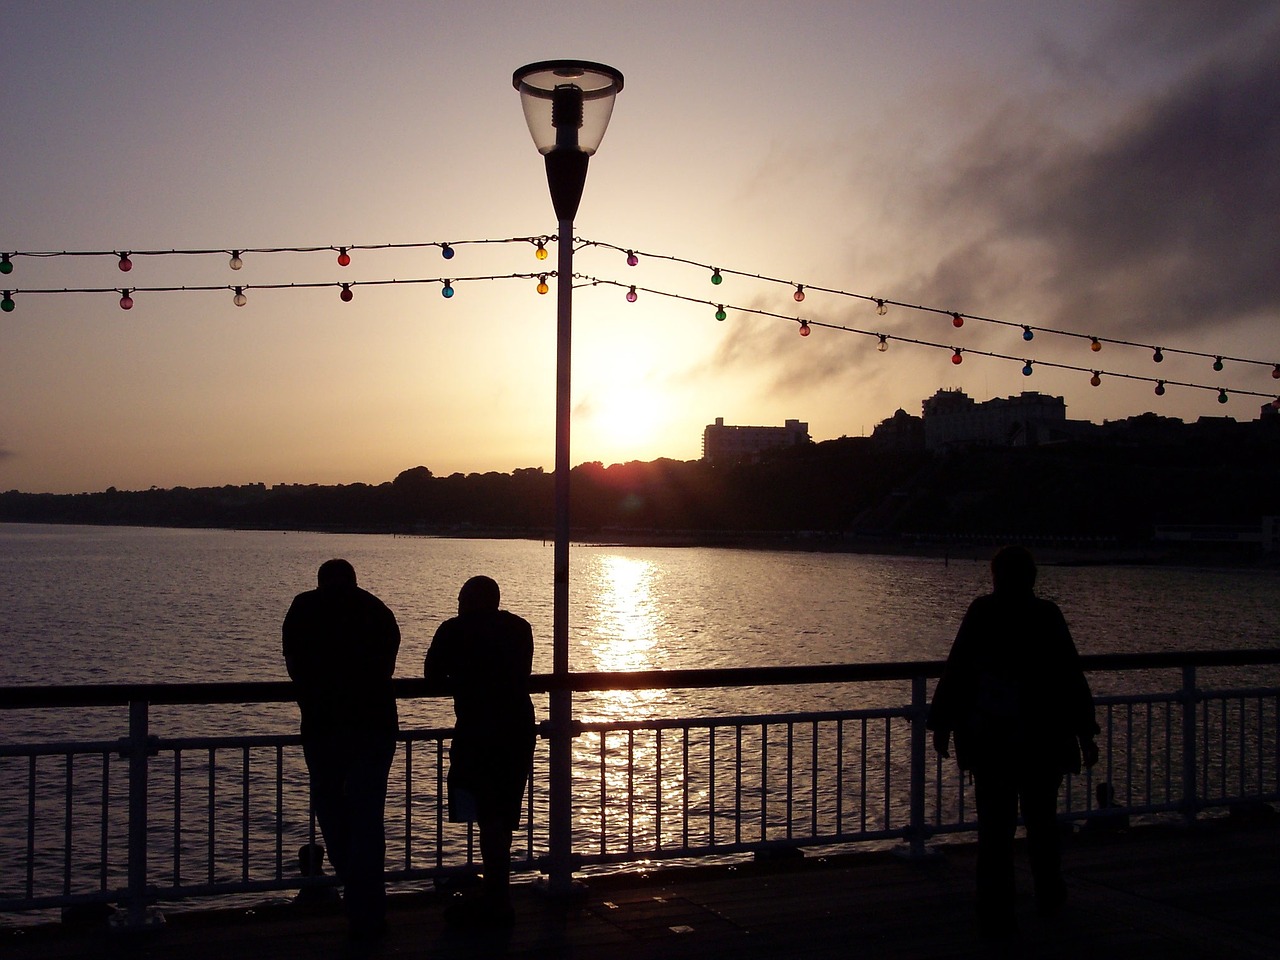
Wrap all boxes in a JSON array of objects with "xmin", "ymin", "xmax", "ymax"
[
  {"xmin": 537, "ymin": 276, "xmax": 549, "ymax": 295},
  {"xmin": 1213, "ymin": 357, "xmax": 1224, "ymax": 372},
  {"xmin": 229, "ymin": 252, "xmax": 243, "ymax": 271},
  {"xmin": 337, "ymin": 247, "xmax": 351, "ymax": 267},
  {"xmin": 1090, "ymin": 372, "xmax": 1101, "ymax": 387},
  {"xmin": 715, "ymin": 306, "xmax": 726, "ymax": 321},
  {"xmin": 1022, "ymin": 326, "xmax": 1033, "ymax": 341},
  {"xmin": 119, "ymin": 290, "xmax": 134, "ymax": 310},
  {"xmin": 876, "ymin": 299, "xmax": 887, "ymax": 317},
  {"xmin": 1218, "ymin": 389, "xmax": 1229, "ymax": 404},
  {"xmin": 442, "ymin": 282, "xmax": 454, "ymax": 298},
  {"xmin": 442, "ymin": 243, "xmax": 455, "ymax": 260},
  {"xmin": 951, "ymin": 348, "xmax": 963, "ymax": 364},
  {"xmin": 1155, "ymin": 381, "xmax": 1165, "ymax": 396},
  {"xmin": 0, "ymin": 254, "xmax": 12, "ymax": 275},
  {"xmin": 1, "ymin": 292, "xmax": 13, "ymax": 312},
  {"xmin": 339, "ymin": 284, "xmax": 353, "ymax": 302},
  {"xmin": 799, "ymin": 320, "xmax": 810, "ymax": 336},
  {"xmin": 1273, "ymin": 364, "xmax": 1280, "ymax": 380},
  {"xmin": 1090, "ymin": 337, "xmax": 1101, "ymax": 352},
  {"xmin": 626, "ymin": 286, "xmax": 637, "ymax": 303},
  {"xmin": 118, "ymin": 252, "xmax": 132, "ymax": 272},
  {"xmin": 711, "ymin": 269, "xmax": 722, "ymax": 285},
  {"xmin": 233, "ymin": 287, "xmax": 247, "ymax": 307},
  {"xmin": 1022, "ymin": 362, "xmax": 1033, "ymax": 376},
  {"xmin": 1153, "ymin": 348, "xmax": 1164, "ymax": 363},
  {"xmin": 626, "ymin": 251, "xmax": 638, "ymax": 267},
  {"xmin": 794, "ymin": 284, "xmax": 805, "ymax": 303},
  {"xmin": 534, "ymin": 242, "xmax": 547, "ymax": 261},
  {"xmin": 952, "ymin": 312, "xmax": 963, "ymax": 328},
  {"xmin": 877, "ymin": 335, "xmax": 888, "ymax": 352}
]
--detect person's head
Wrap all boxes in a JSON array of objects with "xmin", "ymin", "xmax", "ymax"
[
  {"xmin": 458, "ymin": 575, "xmax": 500, "ymax": 615},
  {"xmin": 990, "ymin": 545, "xmax": 1036, "ymax": 594},
  {"xmin": 317, "ymin": 558, "xmax": 357, "ymax": 589}
]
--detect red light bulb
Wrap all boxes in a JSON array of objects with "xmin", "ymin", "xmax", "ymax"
[
  {"xmin": 951, "ymin": 312, "xmax": 963, "ymax": 328},
  {"xmin": 339, "ymin": 284, "xmax": 353, "ymax": 302},
  {"xmin": 799, "ymin": 320, "xmax": 810, "ymax": 336},
  {"xmin": 118, "ymin": 253, "xmax": 133, "ymax": 272},
  {"xmin": 337, "ymin": 248, "xmax": 351, "ymax": 267},
  {"xmin": 951, "ymin": 349, "xmax": 962, "ymax": 364}
]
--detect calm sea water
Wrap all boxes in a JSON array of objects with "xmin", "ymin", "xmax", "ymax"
[
  {"xmin": 2, "ymin": 523, "xmax": 1277, "ymax": 918},
  {"xmin": 2, "ymin": 523, "xmax": 1278, "ymax": 732}
]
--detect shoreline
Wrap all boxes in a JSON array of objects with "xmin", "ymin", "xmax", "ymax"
[{"xmin": 6, "ymin": 518, "xmax": 1276, "ymax": 569}]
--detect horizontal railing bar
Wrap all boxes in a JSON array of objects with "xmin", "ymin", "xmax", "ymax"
[
  {"xmin": 0, "ymin": 740, "xmax": 123, "ymax": 758},
  {"xmin": 4, "ymin": 649, "xmax": 1277, "ymax": 709},
  {"xmin": 575, "ymin": 706, "xmax": 909, "ymax": 733}
]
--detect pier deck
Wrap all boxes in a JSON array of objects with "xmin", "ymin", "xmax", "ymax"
[{"xmin": 4, "ymin": 815, "xmax": 1278, "ymax": 959}]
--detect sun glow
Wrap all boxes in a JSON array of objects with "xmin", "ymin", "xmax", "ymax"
[{"xmin": 577, "ymin": 384, "xmax": 671, "ymax": 464}]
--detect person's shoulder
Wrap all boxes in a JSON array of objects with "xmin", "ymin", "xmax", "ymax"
[
  {"xmin": 286, "ymin": 588, "xmax": 322, "ymax": 612},
  {"xmin": 966, "ymin": 593, "xmax": 999, "ymax": 614},
  {"xmin": 354, "ymin": 586, "xmax": 395, "ymax": 611},
  {"xmin": 496, "ymin": 609, "xmax": 533, "ymax": 631}
]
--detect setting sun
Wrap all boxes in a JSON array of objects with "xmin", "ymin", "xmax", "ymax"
[{"xmin": 576, "ymin": 384, "xmax": 672, "ymax": 465}]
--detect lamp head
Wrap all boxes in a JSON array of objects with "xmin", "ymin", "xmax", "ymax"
[{"xmin": 513, "ymin": 60, "xmax": 624, "ymax": 156}]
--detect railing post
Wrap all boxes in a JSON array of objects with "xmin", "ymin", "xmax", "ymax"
[
  {"xmin": 1180, "ymin": 666, "xmax": 1199, "ymax": 825},
  {"xmin": 902, "ymin": 675, "xmax": 931, "ymax": 858},
  {"xmin": 124, "ymin": 699, "xmax": 153, "ymax": 928},
  {"xmin": 546, "ymin": 684, "xmax": 576, "ymax": 893}
]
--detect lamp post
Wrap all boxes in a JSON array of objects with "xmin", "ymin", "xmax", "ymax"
[{"xmin": 513, "ymin": 60, "xmax": 623, "ymax": 893}]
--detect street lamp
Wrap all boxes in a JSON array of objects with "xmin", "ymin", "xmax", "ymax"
[{"xmin": 513, "ymin": 59, "xmax": 623, "ymax": 893}]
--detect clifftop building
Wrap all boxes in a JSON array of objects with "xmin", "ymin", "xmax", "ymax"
[
  {"xmin": 702, "ymin": 417, "xmax": 810, "ymax": 465},
  {"xmin": 922, "ymin": 388, "xmax": 1072, "ymax": 452}
]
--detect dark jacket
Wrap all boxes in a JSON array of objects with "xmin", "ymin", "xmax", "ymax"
[
  {"xmin": 282, "ymin": 584, "xmax": 400, "ymax": 739},
  {"xmin": 423, "ymin": 608, "xmax": 535, "ymax": 745},
  {"xmin": 927, "ymin": 589, "xmax": 1097, "ymax": 774}
]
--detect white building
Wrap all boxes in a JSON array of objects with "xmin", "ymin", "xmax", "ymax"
[
  {"xmin": 702, "ymin": 417, "xmax": 810, "ymax": 465},
  {"xmin": 922, "ymin": 389, "xmax": 1070, "ymax": 452}
]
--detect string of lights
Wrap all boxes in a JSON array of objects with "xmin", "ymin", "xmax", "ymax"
[
  {"xmin": 579, "ymin": 275, "xmax": 1280, "ymax": 406},
  {"xmin": 577, "ymin": 238, "xmax": 1280, "ymax": 378},
  {"xmin": 0, "ymin": 273, "xmax": 552, "ymax": 310},
  {"xmin": 0, "ymin": 236, "xmax": 553, "ymax": 273},
  {"xmin": 3, "ymin": 232, "xmax": 1277, "ymax": 401}
]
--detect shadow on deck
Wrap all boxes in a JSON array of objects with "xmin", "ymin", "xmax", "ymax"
[{"xmin": 4, "ymin": 814, "xmax": 1278, "ymax": 959}]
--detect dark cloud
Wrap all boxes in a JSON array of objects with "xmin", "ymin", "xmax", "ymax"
[
  {"xmin": 1107, "ymin": 0, "xmax": 1277, "ymax": 54},
  {"xmin": 917, "ymin": 28, "xmax": 1280, "ymax": 337}
]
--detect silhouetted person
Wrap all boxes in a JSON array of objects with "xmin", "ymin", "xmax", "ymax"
[
  {"xmin": 927, "ymin": 545, "xmax": 1099, "ymax": 938},
  {"xmin": 283, "ymin": 558, "xmax": 400, "ymax": 939},
  {"xmin": 424, "ymin": 575, "xmax": 535, "ymax": 925}
]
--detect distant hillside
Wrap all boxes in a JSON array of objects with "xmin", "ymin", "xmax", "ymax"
[{"xmin": 2, "ymin": 434, "xmax": 1277, "ymax": 556}]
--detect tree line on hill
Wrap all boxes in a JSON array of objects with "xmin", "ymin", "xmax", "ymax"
[{"xmin": 2, "ymin": 431, "xmax": 1278, "ymax": 546}]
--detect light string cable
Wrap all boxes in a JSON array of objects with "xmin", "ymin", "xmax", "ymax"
[
  {"xmin": 2, "ymin": 272, "xmax": 555, "ymax": 309},
  {"xmin": 578, "ymin": 238, "xmax": 1280, "ymax": 378},
  {"xmin": 0, "ymin": 235, "xmax": 554, "ymax": 272},
  {"xmin": 579, "ymin": 275, "xmax": 1280, "ymax": 406}
]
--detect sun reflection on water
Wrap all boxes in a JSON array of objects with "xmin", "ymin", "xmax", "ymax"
[{"xmin": 575, "ymin": 553, "xmax": 666, "ymax": 724}]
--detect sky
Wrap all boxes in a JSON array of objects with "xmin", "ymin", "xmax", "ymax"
[{"xmin": 2, "ymin": 0, "xmax": 1278, "ymax": 494}]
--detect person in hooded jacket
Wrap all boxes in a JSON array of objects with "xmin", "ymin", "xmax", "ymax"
[{"xmin": 928, "ymin": 545, "xmax": 1099, "ymax": 938}]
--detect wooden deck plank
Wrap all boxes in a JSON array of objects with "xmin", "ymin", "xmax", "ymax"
[{"xmin": 2, "ymin": 817, "xmax": 1277, "ymax": 960}]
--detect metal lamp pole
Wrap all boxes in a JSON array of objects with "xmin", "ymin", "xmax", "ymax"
[{"xmin": 513, "ymin": 60, "xmax": 623, "ymax": 894}]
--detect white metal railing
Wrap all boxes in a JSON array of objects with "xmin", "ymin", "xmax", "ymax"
[{"xmin": 1, "ymin": 651, "xmax": 1277, "ymax": 927}]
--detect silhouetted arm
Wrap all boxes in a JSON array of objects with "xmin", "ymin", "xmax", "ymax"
[{"xmin": 422, "ymin": 622, "xmax": 454, "ymax": 695}]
